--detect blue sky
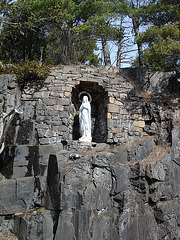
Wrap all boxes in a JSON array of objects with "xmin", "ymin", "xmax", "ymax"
[{"xmin": 95, "ymin": 16, "xmax": 148, "ymax": 68}]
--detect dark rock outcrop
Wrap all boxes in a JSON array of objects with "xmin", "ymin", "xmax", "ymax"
[
  {"xmin": 0, "ymin": 66, "xmax": 179, "ymax": 239},
  {"xmin": 0, "ymin": 133, "xmax": 179, "ymax": 239}
]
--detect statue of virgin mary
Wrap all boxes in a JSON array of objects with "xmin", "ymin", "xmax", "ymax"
[{"xmin": 79, "ymin": 95, "xmax": 91, "ymax": 142}]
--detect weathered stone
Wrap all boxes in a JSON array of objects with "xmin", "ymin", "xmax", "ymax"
[
  {"xmin": 120, "ymin": 108, "xmax": 128, "ymax": 115},
  {"xmin": 113, "ymin": 165, "xmax": 130, "ymax": 195},
  {"xmin": 53, "ymin": 125, "xmax": 67, "ymax": 132},
  {"xmin": 114, "ymin": 100, "xmax": 123, "ymax": 106},
  {"xmin": 42, "ymin": 98, "xmax": 57, "ymax": 106},
  {"xmin": 65, "ymin": 91, "xmax": 71, "ymax": 97},
  {"xmin": 149, "ymin": 182, "xmax": 173, "ymax": 202},
  {"xmin": 120, "ymin": 93, "xmax": 127, "ymax": 98},
  {"xmin": 112, "ymin": 115, "xmax": 119, "ymax": 120},
  {"xmin": 171, "ymin": 126, "xmax": 180, "ymax": 165},
  {"xmin": 33, "ymin": 91, "xmax": 50, "ymax": 98},
  {"xmin": 109, "ymin": 97, "xmax": 115, "ymax": 103},
  {"xmin": 126, "ymin": 137, "xmax": 155, "ymax": 163},
  {"xmin": 133, "ymin": 120, "xmax": 145, "ymax": 128},
  {"xmin": 44, "ymin": 154, "xmax": 61, "ymax": 210},
  {"xmin": 0, "ymin": 177, "xmax": 34, "ymax": 214},
  {"xmin": 108, "ymin": 104, "xmax": 119, "ymax": 113},
  {"xmin": 59, "ymin": 111, "xmax": 69, "ymax": 118},
  {"xmin": 51, "ymin": 105, "xmax": 64, "ymax": 111},
  {"xmin": 44, "ymin": 130, "xmax": 56, "ymax": 138},
  {"xmin": 146, "ymin": 162, "xmax": 167, "ymax": 181},
  {"xmin": 14, "ymin": 210, "xmax": 54, "ymax": 240},
  {"xmin": 107, "ymin": 113, "xmax": 112, "ymax": 119},
  {"xmin": 54, "ymin": 212, "xmax": 75, "ymax": 240},
  {"xmin": 0, "ymin": 146, "xmax": 40, "ymax": 178}
]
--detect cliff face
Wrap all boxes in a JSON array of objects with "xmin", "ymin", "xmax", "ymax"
[{"xmin": 0, "ymin": 66, "xmax": 179, "ymax": 240}]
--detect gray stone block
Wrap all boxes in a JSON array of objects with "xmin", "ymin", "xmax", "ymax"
[
  {"xmin": 0, "ymin": 177, "xmax": 34, "ymax": 214},
  {"xmin": 15, "ymin": 210, "xmax": 54, "ymax": 240},
  {"xmin": 113, "ymin": 165, "xmax": 130, "ymax": 195},
  {"xmin": 0, "ymin": 179, "xmax": 16, "ymax": 214},
  {"xmin": 55, "ymin": 212, "xmax": 75, "ymax": 240}
]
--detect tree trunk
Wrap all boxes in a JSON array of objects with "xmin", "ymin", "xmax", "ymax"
[
  {"xmin": 39, "ymin": 47, "xmax": 43, "ymax": 66},
  {"xmin": 116, "ymin": 40, "xmax": 122, "ymax": 70},
  {"xmin": 101, "ymin": 37, "xmax": 111, "ymax": 66},
  {"xmin": 0, "ymin": 22, "xmax": 3, "ymax": 35},
  {"xmin": 132, "ymin": 17, "xmax": 144, "ymax": 68},
  {"xmin": 66, "ymin": 28, "xmax": 71, "ymax": 65},
  {"xmin": 131, "ymin": 0, "xmax": 145, "ymax": 68},
  {"xmin": 116, "ymin": 16, "xmax": 123, "ymax": 71}
]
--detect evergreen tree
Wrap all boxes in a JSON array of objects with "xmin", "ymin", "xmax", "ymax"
[
  {"xmin": 136, "ymin": 0, "xmax": 180, "ymax": 72},
  {"xmin": 0, "ymin": 0, "xmax": 101, "ymax": 65}
]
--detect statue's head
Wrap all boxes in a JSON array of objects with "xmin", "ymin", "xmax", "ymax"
[{"xmin": 82, "ymin": 96, "xmax": 89, "ymax": 103}]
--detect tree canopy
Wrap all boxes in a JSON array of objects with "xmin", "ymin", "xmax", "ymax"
[
  {"xmin": 0, "ymin": 0, "xmax": 124, "ymax": 65},
  {"xmin": 135, "ymin": 0, "xmax": 180, "ymax": 73},
  {"xmin": 0, "ymin": 0, "xmax": 179, "ymax": 73}
]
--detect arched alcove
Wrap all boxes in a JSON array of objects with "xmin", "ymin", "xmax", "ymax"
[{"xmin": 71, "ymin": 81, "xmax": 108, "ymax": 143}]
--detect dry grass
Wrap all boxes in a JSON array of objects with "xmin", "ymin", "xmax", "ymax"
[
  {"xmin": 141, "ymin": 91, "xmax": 154, "ymax": 99},
  {"xmin": 124, "ymin": 135, "xmax": 154, "ymax": 150},
  {"xmin": 173, "ymin": 118, "xmax": 180, "ymax": 126},
  {"xmin": 0, "ymin": 233, "xmax": 18, "ymax": 240},
  {"xmin": 139, "ymin": 145, "xmax": 170, "ymax": 165}
]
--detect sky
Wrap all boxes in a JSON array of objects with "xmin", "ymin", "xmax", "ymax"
[{"xmin": 95, "ymin": 16, "xmax": 149, "ymax": 68}]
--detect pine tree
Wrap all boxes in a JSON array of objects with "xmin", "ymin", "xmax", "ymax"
[{"xmin": 136, "ymin": 0, "xmax": 180, "ymax": 72}]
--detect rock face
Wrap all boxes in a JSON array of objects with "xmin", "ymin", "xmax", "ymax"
[
  {"xmin": 1, "ymin": 135, "xmax": 179, "ymax": 240},
  {"xmin": 0, "ymin": 177, "xmax": 34, "ymax": 215},
  {"xmin": 0, "ymin": 65, "xmax": 180, "ymax": 239}
]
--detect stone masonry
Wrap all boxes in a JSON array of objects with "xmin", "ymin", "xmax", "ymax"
[{"xmin": 1, "ymin": 65, "xmax": 154, "ymax": 147}]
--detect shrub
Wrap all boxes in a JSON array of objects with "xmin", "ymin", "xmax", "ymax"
[
  {"xmin": 0, "ymin": 62, "xmax": 13, "ymax": 74},
  {"xmin": 13, "ymin": 61, "xmax": 50, "ymax": 91},
  {"xmin": 0, "ymin": 63, "xmax": 4, "ymax": 72}
]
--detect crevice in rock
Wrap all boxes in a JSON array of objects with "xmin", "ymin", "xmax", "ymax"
[
  {"xmin": 129, "ymin": 176, "xmax": 148, "ymax": 194},
  {"xmin": 109, "ymin": 173, "xmax": 117, "ymax": 197},
  {"xmin": 52, "ymin": 210, "xmax": 61, "ymax": 240},
  {"xmin": 154, "ymin": 207, "xmax": 164, "ymax": 224},
  {"xmin": 0, "ymin": 146, "xmax": 15, "ymax": 178},
  {"xmin": 145, "ymin": 175, "xmax": 159, "ymax": 186},
  {"xmin": 25, "ymin": 146, "xmax": 40, "ymax": 177},
  {"xmin": 113, "ymin": 197, "xmax": 124, "ymax": 214},
  {"xmin": 148, "ymin": 197, "xmax": 156, "ymax": 207},
  {"xmin": 172, "ymin": 159, "xmax": 180, "ymax": 167},
  {"xmin": 45, "ymin": 154, "xmax": 60, "ymax": 210},
  {"xmin": 159, "ymin": 196, "xmax": 167, "ymax": 202},
  {"xmin": 33, "ymin": 176, "xmax": 43, "ymax": 207}
]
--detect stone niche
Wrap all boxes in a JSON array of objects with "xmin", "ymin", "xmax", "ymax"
[
  {"xmin": 71, "ymin": 81, "xmax": 108, "ymax": 143},
  {"xmin": 1, "ymin": 65, "xmax": 141, "ymax": 146}
]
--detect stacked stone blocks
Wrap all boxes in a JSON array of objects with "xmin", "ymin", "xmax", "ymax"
[{"xmin": 20, "ymin": 65, "xmax": 148, "ymax": 145}]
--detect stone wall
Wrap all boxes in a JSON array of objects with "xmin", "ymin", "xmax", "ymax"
[
  {"xmin": 0, "ymin": 65, "xmax": 152, "ymax": 146},
  {"xmin": 23, "ymin": 65, "xmax": 137, "ymax": 145},
  {"xmin": 1, "ymin": 65, "xmax": 178, "ymax": 147}
]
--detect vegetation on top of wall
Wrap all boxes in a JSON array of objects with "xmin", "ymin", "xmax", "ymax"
[
  {"xmin": 0, "ymin": 63, "xmax": 5, "ymax": 73},
  {"xmin": 0, "ymin": 62, "xmax": 13, "ymax": 74},
  {"xmin": 12, "ymin": 61, "xmax": 50, "ymax": 91}
]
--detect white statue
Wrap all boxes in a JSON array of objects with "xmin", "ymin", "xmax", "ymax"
[{"xmin": 79, "ymin": 95, "xmax": 91, "ymax": 142}]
